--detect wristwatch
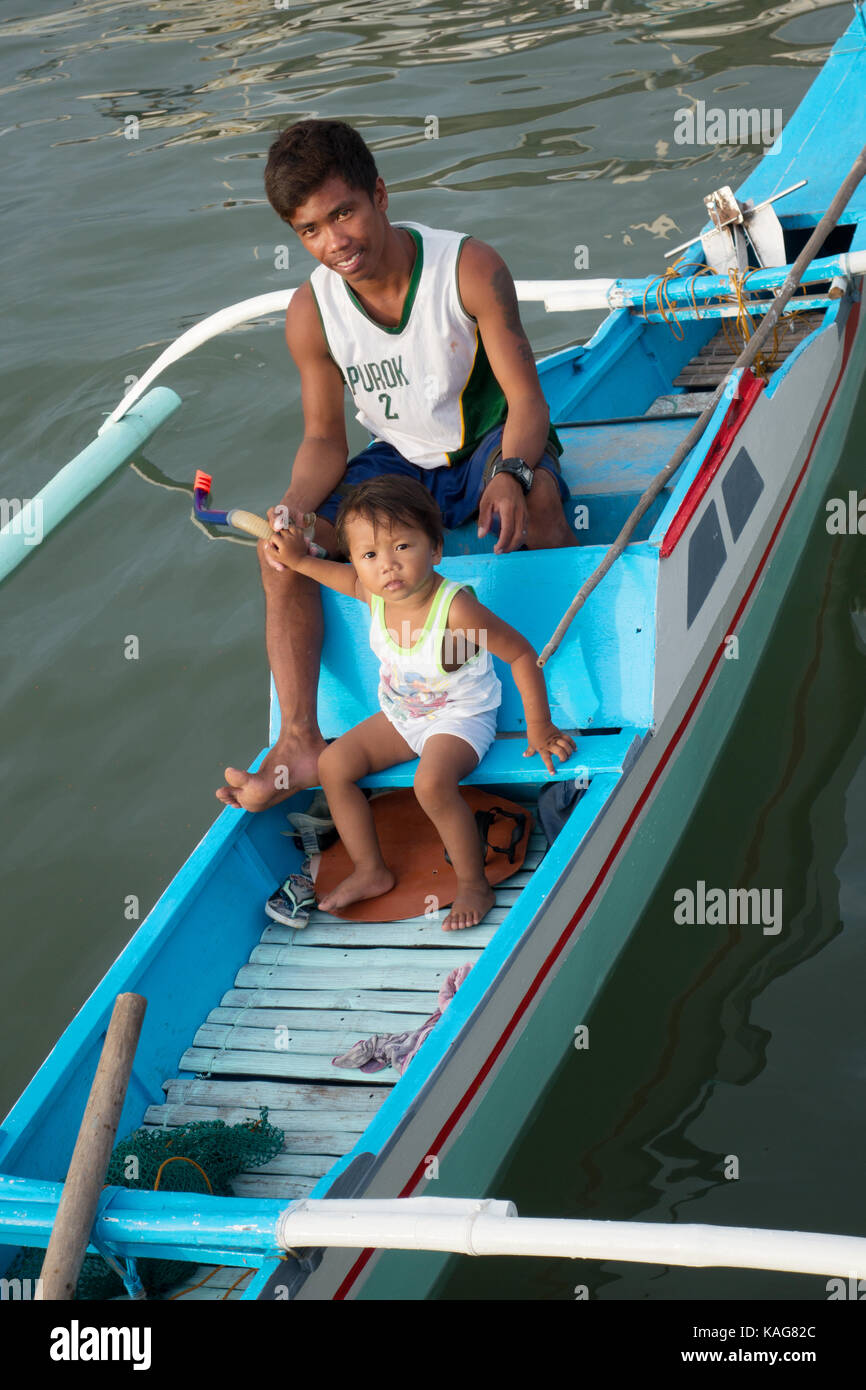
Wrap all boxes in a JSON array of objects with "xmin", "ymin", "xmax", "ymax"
[{"xmin": 483, "ymin": 455, "xmax": 534, "ymax": 493}]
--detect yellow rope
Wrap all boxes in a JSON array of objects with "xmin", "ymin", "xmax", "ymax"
[
  {"xmin": 638, "ymin": 252, "xmax": 795, "ymax": 381},
  {"xmin": 168, "ymin": 1265, "xmax": 223, "ymax": 1300},
  {"xmin": 641, "ymin": 255, "xmax": 693, "ymax": 339},
  {"xmin": 153, "ymin": 1155, "xmax": 214, "ymax": 1194},
  {"xmin": 742, "ymin": 266, "xmax": 782, "ymax": 376},
  {"xmin": 221, "ymin": 1269, "xmax": 253, "ymax": 1300},
  {"xmin": 640, "ymin": 255, "xmax": 731, "ymax": 340},
  {"xmin": 715, "ymin": 267, "xmax": 785, "ymax": 379},
  {"xmin": 636, "ymin": 252, "xmax": 795, "ymax": 381}
]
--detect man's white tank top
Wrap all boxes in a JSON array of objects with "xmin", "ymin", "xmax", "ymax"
[
  {"xmin": 369, "ymin": 577, "xmax": 502, "ymax": 727},
  {"xmin": 309, "ymin": 222, "xmax": 507, "ymax": 468}
]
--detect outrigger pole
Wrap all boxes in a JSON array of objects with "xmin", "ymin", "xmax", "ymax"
[
  {"xmin": 537, "ymin": 138, "xmax": 866, "ymax": 667},
  {"xmin": 5, "ymin": 1184, "xmax": 865, "ymax": 1280},
  {"xmin": 98, "ymin": 250, "xmax": 866, "ymax": 431}
]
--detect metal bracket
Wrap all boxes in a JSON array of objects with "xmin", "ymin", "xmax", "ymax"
[
  {"xmin": 700, "ymin": 185, "xmax": 790, "ymax": 275},
  {"xmin": 666, "ymin": 179, "xmax": 807, "ymax": 271}
]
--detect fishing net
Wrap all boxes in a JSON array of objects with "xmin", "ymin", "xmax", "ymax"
[{"xmin": 8, "ymin": 1108, "xmax": 283, "ymax": 1300}]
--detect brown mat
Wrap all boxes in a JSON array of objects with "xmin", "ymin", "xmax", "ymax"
[{"xmin": 314, "ymin": 788, "xmax": 534, "ymax": 922}]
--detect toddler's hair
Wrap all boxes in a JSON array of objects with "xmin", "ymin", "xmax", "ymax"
[{"xmin": 335, "ymin": 476, "xmax": 445, "ymax": 555}]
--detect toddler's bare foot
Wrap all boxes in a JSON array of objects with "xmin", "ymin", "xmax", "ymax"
[
  {"xmin": 317, "ymin": 865, "xmax": 396, "ymax": 915},
  {"xmin": 442, "ymin": 880, "xmax": 496, "ymax": 931}
]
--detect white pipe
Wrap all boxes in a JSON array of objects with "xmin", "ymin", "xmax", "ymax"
[
  {"xmin": 98, "ymin": 290, "xmax": 295, "ymax": 434},
  {"xmin": 98, "ymin": 247, "xmax": 866, "ymax": 431},
  {"xmin": 513, "ymin": 277, "xmax": 617, "ymax": 303},
  {"xmin": 98, "ymin": 278, "xmax": 617, "ymax": 431},
  {"xmin": 275, "ymin": 1198, "xmax": 866, "ymax": 1277}
]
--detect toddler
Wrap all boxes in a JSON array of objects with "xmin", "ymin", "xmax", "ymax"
[{"xmin": 267, "ymin": 476, "xmax": 575, "ymax": 930}]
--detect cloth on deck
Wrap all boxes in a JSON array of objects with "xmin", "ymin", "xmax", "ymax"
[
  {"xmin": 536, "ymin": 778, "xmax": 587, "ymax": 847},
  {"xmin": 331, "ymin": 963, "xmax": 473, "ymax": 1076}
]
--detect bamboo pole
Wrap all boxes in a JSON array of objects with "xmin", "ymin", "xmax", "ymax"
[
  {"xmin": 35, "ymin": 993, "xmax": 146, "ymax": 1300},
  {"xmin": 537, "ymin": 139, "xmax": 866, "ymax": 667}
]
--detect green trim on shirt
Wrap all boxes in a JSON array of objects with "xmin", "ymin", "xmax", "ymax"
[
  {"xmin": 373, "ymin": 575, "xmax": 453, "ymax": 655},
  {"xmin": 343, "ymin": 227, "xmax": 424, "ymax": 335},
  {"xmin": 447, "ymin": 331, "xmax": 509, "ymax": 466}
]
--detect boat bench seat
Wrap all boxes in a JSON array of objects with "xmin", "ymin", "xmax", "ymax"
[
  {"xmin": 357, "ymin": 725, "xmax": 645, "ymax": 787},
  {"xmin": 555, "ymin": 416, "xmax": 693, "ymax": 495},
  {"xmin": 269, "ymin": 548, "xmax": 657, "ymax": 784},
  {"xmin": 441, "ymin": 415, "xmax": 692, "ymax": 553}
]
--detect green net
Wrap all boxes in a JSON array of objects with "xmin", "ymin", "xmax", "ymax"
[{"xmin": 8, "ymin": 1108, "xmax": 284, "ymax": 1300}]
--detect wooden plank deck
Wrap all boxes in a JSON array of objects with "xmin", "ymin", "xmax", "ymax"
[
  {"xmin": 673, "ymin": 309, "xmax": 825, "ymax": 388},
  {"xmin": 144, "ymin": 802, "xmax": 546, "ymax": 1298},
  {"xmin": 160, "ymin": 1264, "xmax": 257, "ymax": 1302}
]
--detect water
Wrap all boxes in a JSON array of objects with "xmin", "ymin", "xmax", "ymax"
[{"xmin": 1, "ymin": 0, "xmax": 864, "ymax": 1301}]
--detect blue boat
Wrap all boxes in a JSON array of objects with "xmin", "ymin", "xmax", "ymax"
[{"xmin": 2, "ymin": 11, "xmax": 866, "ymax": 1302}]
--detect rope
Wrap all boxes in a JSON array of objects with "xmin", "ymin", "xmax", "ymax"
[
  {"xmin": 639, "ymin": 254, "xmax": 720, "ymax": 338},
  {"xmin": 154, "ymin": 1155, "xmax": 214, "ymax": 1194},
  {"xmin": 221, "ymin": 1269, "xmax": 253, "ymax": 1300},
  {"xmin": 168, "ymin": 1264, "xmax": 222, "ymax": 1300}
]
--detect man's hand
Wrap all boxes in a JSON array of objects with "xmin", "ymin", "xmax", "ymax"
[
  {"xmin": 523, "ymin": 721, "xmax": 576, "ymax": 776},
  {"xmin": 477, "ymin": 472, "xmax": 529, "ymax": 554}
]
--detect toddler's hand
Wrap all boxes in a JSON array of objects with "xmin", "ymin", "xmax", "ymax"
[
  {"xmin": 523, "ymin": 722, "xmax": 576, "ymax": 776},
  {"xmin": 265, "ymin": 512, "xmax": 307, "ymax": 570}
]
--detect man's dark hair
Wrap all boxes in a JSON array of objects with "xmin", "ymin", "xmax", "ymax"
[
  {"xmin": 335, "ymin": 476, "xmax": 444, "ymax": 557},
  {"xmin": 264, "ymin": 120, "xmax": 379, "ymax": 222}
]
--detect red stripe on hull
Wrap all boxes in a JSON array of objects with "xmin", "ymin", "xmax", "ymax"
[{"xmin": 660, "ymin": 369, "xmax": 765, "ymax": 558}]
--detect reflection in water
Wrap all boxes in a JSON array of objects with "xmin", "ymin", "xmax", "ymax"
[
  {"xmin": 128, "ymin": 455, "xmax": 257, "ymax": 546},
  {"xmin": 0, "ymin": 0, "xmax": 842, "ymax": 204}
]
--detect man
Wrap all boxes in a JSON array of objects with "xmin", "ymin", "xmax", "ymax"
[{"xmin": 217, "ymin": 119, "xmax": 577, "ymax": 812}]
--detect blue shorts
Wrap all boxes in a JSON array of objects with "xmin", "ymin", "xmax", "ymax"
[{"xmin": 316, "ymin": 424, "xmax": 570, "ymax": 534}]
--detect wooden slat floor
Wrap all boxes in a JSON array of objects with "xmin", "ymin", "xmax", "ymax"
[
  {"xmin": 158, "ymin": 1265, "xmax": 256, "ymax": 1302},
  {"xmin": 148, "ymin": 791, "xmax": 543, "ymax": 1300},
  {"xmin": 673, "ymin": 308, "xmax": 825, "ymax": 388}
]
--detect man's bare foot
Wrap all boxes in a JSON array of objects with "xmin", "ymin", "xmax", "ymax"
[
  {"xmin": 215, "ymin": 733, "xmax": 327, "ymax": 813},
  {"xmin": 442, "ymin": 880, "xmax": 496, "ymax": 931},
  {"xmin": 317, "ymin": 865, "xmax": 396, "ymax": 915}
]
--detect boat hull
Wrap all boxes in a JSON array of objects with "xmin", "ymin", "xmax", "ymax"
[{"xmin": 275, "ymin": 292, "xmax": 866, "ymax": 1301}]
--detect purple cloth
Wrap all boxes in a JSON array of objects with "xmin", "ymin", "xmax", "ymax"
[{"xmin": 332, "ymin": 963, "xmax": 473, "ymax": 1076}]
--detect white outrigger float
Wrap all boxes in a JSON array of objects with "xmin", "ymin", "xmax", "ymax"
[{"xmin": 2, "ymin": 11, "xmax": 866, "ymax": 1302}]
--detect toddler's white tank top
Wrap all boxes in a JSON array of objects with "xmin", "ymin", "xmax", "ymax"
[{"xmin": 369, "ymin": 577, "xmax": 501, "ymax": 726}]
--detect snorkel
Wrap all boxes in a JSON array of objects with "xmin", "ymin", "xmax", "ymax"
[{"xmin": 193, "ymin": 469, "xmax": 327, "ymax": 554}]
